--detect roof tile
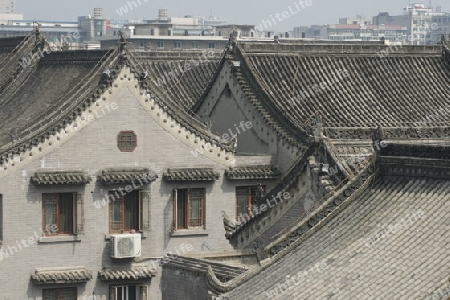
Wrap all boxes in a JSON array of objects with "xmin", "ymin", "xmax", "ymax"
[
  {"xmin": 30, "ymin": 171, "xmax": 91, "ymax": 185},
  {"xmin": 222, "ymin": 157, "xmax": 450, "ymax": 299},
  {"xmin": 31, "ymin": 267, "xmax": 92, "ymax": 285},
  {"xmin": 225, "ymin": 165, "xmax": 279, "ymax": 180},
  {"xmin": 98, "ymin": 266, "xmax": 156, "ymax": 281},
  {"xmin": 97, "ymin": 168, "xmax": 158, "ymax": 184},
  {"xmin": 163, "ymin": 168, "xmax": 220, "ymax": 181}
]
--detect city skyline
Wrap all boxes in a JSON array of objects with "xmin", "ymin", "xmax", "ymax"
[{"xmin": 16, "ymin": 0, "xmax": 450, "ymax": 31}]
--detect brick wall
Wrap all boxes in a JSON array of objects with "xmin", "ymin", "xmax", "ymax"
[{"xmin": 0, "ymin": 69, "xmax": 253, "ymax": 299}]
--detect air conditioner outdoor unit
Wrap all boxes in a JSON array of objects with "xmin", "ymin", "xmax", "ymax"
[{"xmin": 111, "ymin": 234, "xmax": 142, "ymax": 258}]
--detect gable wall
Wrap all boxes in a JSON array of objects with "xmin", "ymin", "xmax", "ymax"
[
  {"xmin": 0, "ymin": 68, "xmax": 264, "ymax": 299},
  {"xmin": 209, "ymin": 88, "xmax": 270, "ymax": 155},
  {"xmin": 197, "ymin": 62, "xmax": 301, "ymax": 172}
]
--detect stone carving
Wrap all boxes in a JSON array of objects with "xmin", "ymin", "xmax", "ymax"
[
  {"xmin": 265, "ymin": 159, "xmax": 374, "ymax": 258},
  {"xmin": 222, "ymin": 211, "xmax": 236, "ymax": 238}
]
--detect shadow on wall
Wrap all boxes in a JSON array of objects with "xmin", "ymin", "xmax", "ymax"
[{"xmin": 161, "ymin": 267, "xmax": 210, "ymax": 300}]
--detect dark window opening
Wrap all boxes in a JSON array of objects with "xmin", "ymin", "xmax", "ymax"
[
  {"xmin": 236, "ymin": 186, "xmax": 265, "ymax": 217},
  {"xmin": 109, "ymin": 190, "xmax": 139, "ymax": 233},
  {"xmin": 173, "ymin": 188, "xmax": 205, "ymax": 230},
  {"xmin": 42, "ymin": 193, "xmax": 74, "ymax": 235},
  {"xmin": 43, "ymin": 287, "xmax": 77, "ymax": 300}
]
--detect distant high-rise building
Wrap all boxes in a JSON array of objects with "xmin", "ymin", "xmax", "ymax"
[
  {"xmin": 373, "ymin": 4, "xmax": 448, "ymax": 45},
  {"xmin": 0, "ymin": 0, "xmax": 15, "ymax": 13},
  {"xmin": 292, "ymin": 4, "xmax": 450, "ymax": 45},
  {"xmin": 93, "ymin": 7, "xmax": 103, "ymax": 20}
]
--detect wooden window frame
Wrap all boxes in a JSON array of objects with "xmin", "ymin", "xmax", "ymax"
[
  {"xmin": 109, "ymin": 190, "xmax": 139, "ymax": 234},
  {"xmin": 109, "ymin": 190, "xmax": 151, "ymax": 233},
  {"xmin": 43, "ymin": 287, "xmax": 77, "ymax": 300},
  {"xmin": 236, "ymin": 186, "xmax": 265, "ymax": 217},
  {"xmin": 117, "ymin": 130, "xmax": 137, "ymax": 152},
  {"xmin": 173, "ymin": 188, "xmax": 206, "ymax": 230},
  {"xmin": 42, "ymin": 192, "xmax": 84, "ymax": 235}
]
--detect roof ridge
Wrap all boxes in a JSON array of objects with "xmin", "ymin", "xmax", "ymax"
[
  {"xmin": 380, "ymin": 155, "xmax": 450, "ymax": 179},
  {"xmin": 324, "ymin": 126, "xmax": 450, "ymax": 140},
  {"xmin": 237, "ymin": 40, "xmax": 444, "ymax": 55}
]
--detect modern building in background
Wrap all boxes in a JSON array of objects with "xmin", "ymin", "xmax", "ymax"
[
  {"xmin": 1, "ymin": 3, "xmax": 448, "ymax": 50},
  {"xmin": 0, "ymin": 0, "xmax": 14, "ymax": 13},
  {"xmin": 215, "ymin": 24, "xmax": 256, "ymax": 38},
  {"xmin": 150, "ymin": 9, "xmax": 225, "ymax": 36},
  {"xmin": 372, "ymin": 12, "xmax": 411, "ymax": 28},
  {"xmin": 0, "ymin": 8, "xmax": 112, "ymax": 49},
  {"xmin": 126, "ymin": 9, "xmax": 228, "ymax": 38},
  {"xmin": 294, "ymin": 3, "xmax": 449, "ymax": 45},
  {"xmin": 103, "ymin": 9, "xmax": 257, "ymax": 50},
  {"xmin": 373, "ymin": 3, "xmax": 449, "ymax": 45},
  {"xmin": 431, "ymin": 11, "xmax": 450, "ymax": 43},
  {"xmin": 100, "ymin": 36, "xmax": 229, "ymax": 51},
  {"xmin": 0, "ymin": 7, "xmax": 236, "ymax": 50},
  {"xmin": 293, "ymin": 21, "xmax": 408, "ymax": 44},
  {"xmin": 0, "ymin": 0, "xmax": 22, "ymax": 25}
]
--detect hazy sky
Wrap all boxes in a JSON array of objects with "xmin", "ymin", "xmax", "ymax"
[{"xmin": 17, "ymin": 0, "xmax": 450, "ymax": 31}]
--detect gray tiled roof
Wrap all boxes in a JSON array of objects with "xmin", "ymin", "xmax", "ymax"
[
  {"xmin": 236, "ymin": 42, "xmax": 450, "ymax": 130},
  {"xmin": 97, "ymin": 168, "xmax": 158, "ymax": 184},
  {"xmin": 222, "ymin": 163, "xmax": 450, "ymax": 299},
  {"xmin": 30, "ymin": 171, "xmax": 91, "ymax": 185},
  {"xmin": 98, "ymin": 266, "xmax": 156, "ymax": 281},
  {"xmin": 0, "ymin": 36, "xmax": 29, "ymax": 84},
  {"xmin": 163, "ymin": 168, "xmax": 220, "ymax": 181},
  {"xmin": 225, "ymin": 165, "xmax": 280, "ymax": 180},
  {"xmin": 133, "ymin": 52, "xmax": 222, "ymax": 111},
  {"xmin": 0, "ymin": 43, "xmax": 118, "ymax": 160},
  {"xmin": 163, "ymin": 254, "xmax": 247, "ymax": 283},
  {"xmin": 31, "ymin": 267, "xmax": 92, "ymax": 285}
]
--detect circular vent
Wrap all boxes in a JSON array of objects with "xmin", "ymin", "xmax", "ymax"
[{"xmin": 117, "ymin": 237, "xmax": 134, "ymax": 256}]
